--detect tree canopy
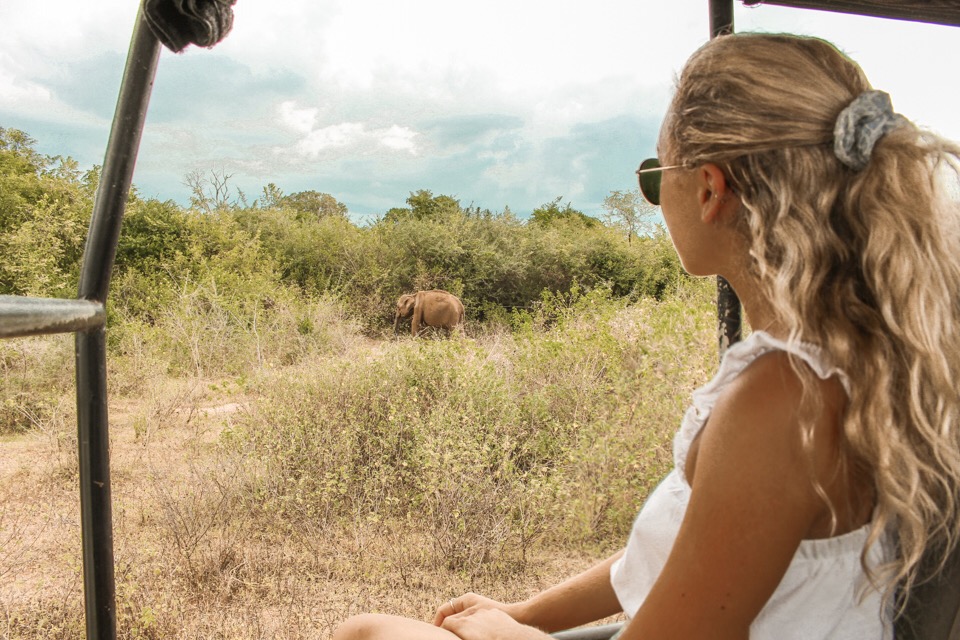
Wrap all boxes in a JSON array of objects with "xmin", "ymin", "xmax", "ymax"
[
  {"xmin": 531, "ymin": 197, "xmax": 601, "ymax": 228},
  {"xmin": 0, "ymin": 126, "xmax": 685, "ymax": 331},
  {"xmin": 602, "ymin": 189, "xmax": 657, "ymax": 243},
  {"xmin": 384, "ymin": 189, "xmax": 463, "ymax": 222}
]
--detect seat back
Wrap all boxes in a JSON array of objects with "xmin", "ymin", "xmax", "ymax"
[
  {"xmin": 896, "ymin": 537, "xmax": 960, "ymax": 640},
  {"xmin": 550, "ymin": 622, "xmax": 623, "ymax": 640}
]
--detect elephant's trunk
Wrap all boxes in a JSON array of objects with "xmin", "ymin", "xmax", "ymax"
[{"xmin": 393, "ymin": 314, "xmax": 400, "ymax": 334}]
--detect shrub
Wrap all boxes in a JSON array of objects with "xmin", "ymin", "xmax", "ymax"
[
  {"xmin": 237, "ymin": 278, "xmax": 717, "ymax": 570},
  {"xmin": 0, "ymin": 336, "xmax": 74, "ymax": 436}
]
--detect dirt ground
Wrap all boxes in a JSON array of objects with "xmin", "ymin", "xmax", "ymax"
[{"xmin": 0, "ymin": 382, "xmax": 619, "ymax": 639}]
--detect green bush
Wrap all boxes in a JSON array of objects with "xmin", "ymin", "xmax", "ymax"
[
  {"xmin": 237, "ymin": 278, "xmax": 716, "ymax": 570},
  {"xmin": 0, "ymin": 128, "xmax": 93, "ymax": 297},
  {"xmin": 1, "ymin": 125, "xmax": 685, "ymax": 337}
]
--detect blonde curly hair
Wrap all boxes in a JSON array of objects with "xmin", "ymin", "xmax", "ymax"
[{"xmin": 665, "ymin": 32, "xmax": 960, "ymax": 610}]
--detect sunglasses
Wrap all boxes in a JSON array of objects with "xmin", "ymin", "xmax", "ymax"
[{"xmin": 636, "ymin": 158, "xmax": 684, "ymax": 206}]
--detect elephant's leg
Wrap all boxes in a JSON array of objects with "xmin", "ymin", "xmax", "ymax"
[{"xmin": 418, "ymin": 307, "xmax": 443, "ymax": 337}]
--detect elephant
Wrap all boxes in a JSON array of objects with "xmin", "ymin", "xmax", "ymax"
[{"xmin": 393, "ymin": 289, "xmax": 465, "ymax": 337}]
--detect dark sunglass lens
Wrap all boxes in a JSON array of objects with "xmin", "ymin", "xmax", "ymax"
[
  {"xmin": 637, "ymin": 158, "xmax": 662, "ymax": 206},
  {"xmin": 638, "ymin": 172, "xmax": 661, "ymax": 206}
]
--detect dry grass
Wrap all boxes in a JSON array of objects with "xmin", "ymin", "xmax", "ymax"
[
  {"xmin": 0, "ymin": 394, "xmax": 614, "ymax": 639},
  {"xmin": 0, "ymin": 282, "xmax": 716, "ymax": 639}
]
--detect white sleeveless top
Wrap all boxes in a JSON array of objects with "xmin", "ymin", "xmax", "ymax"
[{"xmin": 610, "ymin": 331, "xmax": 894, "ymax": 639}]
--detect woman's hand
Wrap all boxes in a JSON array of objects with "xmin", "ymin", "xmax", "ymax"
[
  {"xmin": 440, "ymin": 608, "xmax": 551, "ymax": 640},
  {"xmin": 434, "ymin": 550, "xmax": 624, "ymax": 633},
  {"xmin": 433, "ymin": 592, "xmax": 523, "ymax": 627}
]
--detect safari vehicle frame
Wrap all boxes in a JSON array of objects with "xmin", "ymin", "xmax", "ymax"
[{"xmin": 0, "ymin": 1, "xmax": 958, "ymax": 638}]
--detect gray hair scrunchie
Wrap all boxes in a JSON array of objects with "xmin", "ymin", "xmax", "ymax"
[{"xmin": 833, "ymin": 90, "xmax": 907, "ymax": 171}]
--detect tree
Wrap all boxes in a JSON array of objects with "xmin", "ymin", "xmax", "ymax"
[
  {"xmin": 282, "ymin": 190, "xmax": 348, "ymax": 220},
  {"xmin": 0, "ymin": 127, "xmax": 44, "ymax": 168},
  {"xmin": 602, "ymin": 189, "xmax": 656, "ymax": 243},
  {"xmin": 384, "ymin": 189, "xmax": 462, "ymax": 222},
  {"xmin": 0, "ymin": 128, "xmax": 46, "ymax": 231},
  {"xmin": 259, "ymin": 182, "xmax": 285, "ymax": 209},
  {"xmin": 530, "ymin": 197, "xmax": 599, "ymax": 228},
  {"xmin": 184, "ymin": 168, "xmax": 239, "ymax": 213},
  {"xmin": 0, "ymin": 128, "xmax": 95, "ymax": 296}
]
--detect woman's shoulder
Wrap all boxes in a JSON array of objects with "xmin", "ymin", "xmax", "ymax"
[
  {"xmin": 643, "ymin": 341, "xmax": 862, "ymax": 636},
  {"xmin": 703, "ymin": 343, "xmax": 866, "ymax": 537},
  {"xmin": 676, "ymin": 330, "xmax": 847, "ymax": 475},
  {"xmin": 732, "ymin": 343, "xmax": 845, "ymax": 399},
  {"xmin": 718, "ymin": 343, "xmax": 848, "ymax": 452}
]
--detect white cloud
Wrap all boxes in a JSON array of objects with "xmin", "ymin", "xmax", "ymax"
[
  {"xmin": 312, "ymin": 0, "xmax": 696, "ymax": 97},
  {"xmin": 291, "ymin": 122, "xmax": 419, "ymax": 158},
  {"xmin": 0, "ymin": 0, "xmax": 136, "ymax": 68},
  {"xmin": 0, "ymin": 65, "xmax": 51, "ymax": 106},
  {"xmin": 277, "ymin": 100, "xmax": 318, "ymax": 134},
  {"xmin": 379, "ymin": 125, "xmax": 418, "ymax": 153},
  {"xmin": 296, "ymin": 122, "xmax": 365, "ymax": 155},
  {"xmin": 0, "ymin": 62, "xmax": 106, "ymax": 129}
]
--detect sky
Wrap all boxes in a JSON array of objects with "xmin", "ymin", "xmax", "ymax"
[{"xmin": 1, "ymin": 1, "xmax": 959, "ymax": 224}]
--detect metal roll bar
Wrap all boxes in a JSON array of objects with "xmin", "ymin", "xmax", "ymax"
[{"xmin": 0, "ymin": 1, "xmax": 231, "ymax": 636}]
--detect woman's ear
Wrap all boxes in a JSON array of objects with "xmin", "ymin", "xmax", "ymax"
[{"xmin": 697, "ymin": 163, "xmax": 737, "ymax": 223}]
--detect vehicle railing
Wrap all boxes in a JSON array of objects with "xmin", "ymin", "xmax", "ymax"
[{"xmin": 0, "ymin": 2, "xmax": 232, "ymax": 638}]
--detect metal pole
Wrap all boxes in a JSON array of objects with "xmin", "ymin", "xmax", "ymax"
[
  {"xmin": 708, "ymin": 0, "xmax": 742, "ymax": 358},
  {"xmin": 0, "ymin": 297, "xmax": 104, "ymax": 338},
  {"xmin": 78, "ymin": 7, "xmax": 161, "ymax": 302},
  {"xmin": 75, "ymin": 4, "xmax": 161, "ymax": 638},
  {"xmin": 75, "ymin": 329, "xmax": 114, "ymax": 640},
  {"xmin": 710, "ymin": 0, "xmax": 735, "ymax": 36}
]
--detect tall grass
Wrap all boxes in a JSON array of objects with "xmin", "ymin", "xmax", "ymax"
[
  {"xmin": 0, "ymin": 277, "xmax": 717, "ymax": 639},
  {"xmin": 237, "ymin": 279, "xmax": 716, "ymax": 569}
]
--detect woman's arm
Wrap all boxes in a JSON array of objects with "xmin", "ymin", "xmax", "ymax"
[
  {"xmin": 435, "ymin": 550, "xmax": 624, "ymax": 632},
  {"xmin": 514, "ymin": 549, "xmax": 624, "ymax": 632}
]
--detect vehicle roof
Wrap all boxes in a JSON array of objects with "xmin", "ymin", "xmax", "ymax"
[{"xmin": 741, "ymin": 1, "xmax": 960, "ymax": 27}]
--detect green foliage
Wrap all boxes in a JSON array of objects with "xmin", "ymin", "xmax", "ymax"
[
  {"xmin": 237, "ymin": 279, "xmax": 716, "ymax": 565},
  {"xmin": 0, "ymin": 128, "xmax": 93, "ymax": 296},
  {"xmin": 383, "ymin": 189, "xmax": 463, "ymax": 223},
  {"xmin": 0, "ymin": 124, "xmax": 685, "ymax": 336},
  {"xmin": 0, "ymin": 127, "xmax": 47, "ymax": 230},
  {"xmin": 0, "ymin": 124, "xmax": 687, "ymax": 348},
  {"xmin": 602, "ymin": 188, "xmax": 657, "ymax": 243},
  {"xmin": 236, "ymin": 188, "xmax": 686, "ymax": 333},
  {"xmin": 115, "ymin": 198, "xmax": 193, "ymax": 274},
  {"xmin": 284, "ymin": 190, "xmax": 348, "ymax": 220},
  {"xmin": 258, "ymin": 183, "xmax": 348, "ymax": 221},
  {"xmin": 531, "ymin": 196, "xmax": 600, "ymax": 228}
]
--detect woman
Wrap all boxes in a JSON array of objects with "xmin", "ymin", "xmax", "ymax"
[{"xmin": 334, "ymin": 33, "xmax": 960, "ymax": 640}]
